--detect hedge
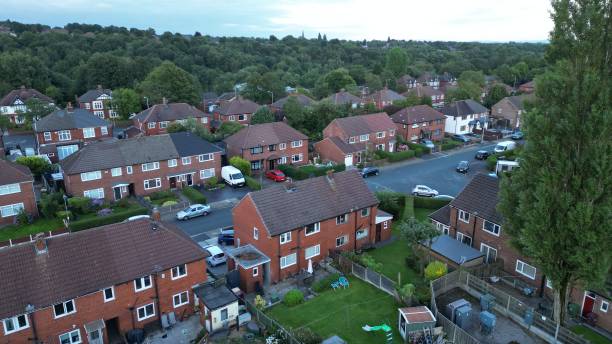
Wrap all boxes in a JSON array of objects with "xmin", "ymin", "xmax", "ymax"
[
  {"xmin": 69, "ymin": 207, "xmax": 148, "ymax": 231},
  {"xmin": 182, "ymin": 186, "xmax": 207, "ymax": 204},
  {"xmin": 413, "ymin": 197, "xmax": 452, "ymax": 209},
  {"xmin": 387, "ymin": 150, "xmax": 416, "ymax": 162},
  {"xmin": 441, "ymin": 140, "xmax": 461, "ymax": 151},
  {"xmin": 278, "ymin": 164, "xmax": 346, "ymax": 181},
  {"xmin": 149, "ymin": 190, "xmax": 175, "ymax": 201},
  {"xmin": 283, "ymin": 289, "xmax": 305, "ymax": 307},
  {"xmin": 245, "ymin": 176, "xmax": 262, "ymax": 190},
  {"xmin": 375, "ymin": 191, "xmax": 405, "ymax": 217}
]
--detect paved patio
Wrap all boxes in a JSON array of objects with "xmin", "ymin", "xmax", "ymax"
[{"xmin": 146, "ymin": 315, "xmax": 203, "ymax": 344}]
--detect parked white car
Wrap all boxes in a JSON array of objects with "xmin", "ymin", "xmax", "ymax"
[
  {"xmin": 412, "ymin": 185, "xmax": 439, "ymax": 197},
  {"xmin": 221, "ymin": 166, "xmax": 245, "ymax": 187},
  {"xmin": 176, "ymin": 204, "xmax": 211, "ymax": 220},
  {"xmin": 204, "ymin": 245, "xmax": 227, "ymax": 267}
]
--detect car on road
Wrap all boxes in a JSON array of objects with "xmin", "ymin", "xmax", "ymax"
[
  {"xmin": 475, "ymin": 150, "xmax": 491, "ymax": 160},
  {"xmin": 412, "ymin": 185, "xmax": 439, "ymax": 197},
  {"xmin": 494, "ymin": 141, "xmax": 517, "ymax": 153},
  {"xmin": 420, "ymin": 139, "xmax": 435, "ymax": 150},
  {"xmin": 510, "ymin": 131, "xmax": 524, "ymax": 140},
  {"xmin": 204, "ymin": 245, "xmax": 227, "ymax": 267},
  {"xmin": 217, "ymin": 228, "xmax": 235, "ymax": 245},
  {"xmin": 176, "ymin": 204, "xmax": 211, "ymax": 220},
  {"xmin": 456, "ymin": 160, "xmax": 470, "ymax": 173},
  {"xmin": 451, "ymin": 134, "xmax": 471, "ymax": 143},
  {"xmin": 265, "ymin": 169, "xmax": 286, "ymax": 182},
  {"xmin": 360, "ymin": 166, "xmax": 380, "ymax": 178}
]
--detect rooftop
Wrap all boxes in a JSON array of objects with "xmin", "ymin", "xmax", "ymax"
[
  {"xmin": 224, "ymin": 122, "xmax": 307, "ymax": 149},
  {"xmin": 34, "ymin": 107, "xmax": 110, "ymax": 132},
  {"xmin": 226, "ymin": 244, "xmax": 270, "ymax": 269},
  {"xmin": 424, "ymin": 235, "xmax": 484, "ymax": 265},
  {"xmin": 133, "ymin": 102, "xmax": 208, "ymax": 122},
  {"xmin": 215, "ymin": 96, "xmax": 259, "ymax": 116},
  {"xmin": 440, "ymin": 99, "xmax": 489, "ymax": 118},
  {"xmin": 0, "ymin": 86, "xmax": 54, "ymax": 107},
  {"xmin": 327, "ymin": 112, "xmax": 396, "ymax": 137},
  {"xmin": 0, "ymin": 159, "xmax": 33, "ymax": 185},
  {"xmin": 390, "ymin": 105, "xmax": 445, "ymax": 125},
  {"xmin": 451, "ymin": 173, "xmax": 502, "ymax": 224}
]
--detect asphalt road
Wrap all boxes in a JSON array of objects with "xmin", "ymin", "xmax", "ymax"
[{"xmin": 165, "ymin": 206, "xmax": 234, "ymax": 240}]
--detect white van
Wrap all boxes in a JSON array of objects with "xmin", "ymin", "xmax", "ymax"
[
  {"xmin": 221, "ymin": 166, "xmax": 245, "ymax": 187},
  {"xmin": 494, "ymin": 141, "xmax": 517, "ymax": 153}
]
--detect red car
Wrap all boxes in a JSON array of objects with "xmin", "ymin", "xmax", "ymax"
[{"xmin": 265, "ymin": 170, "xmax": 286, "ymax": 182}]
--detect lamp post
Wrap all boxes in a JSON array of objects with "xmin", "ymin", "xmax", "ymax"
[{"xmin": 62, "ymin": 194, "xmax": 69, "ymax": 229}]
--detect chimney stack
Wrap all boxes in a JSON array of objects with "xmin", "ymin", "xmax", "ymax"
[
  {"xmin": 152, "ymin": 207, "xmax": 161, "ymax": 222},
  {"xmin": 285, "ymin": 177, "xmax": 295, "ymax": 192},
  {"xmin": 66, "ymin": 102, "xmax": 73, "ymax": 112},
  {"xmin": 326, "ymin": 170, "xmax": 336, "ymax": 190},
  {"xmin": 33, "ymin": 233, "xmax": 47, "ymax": 255}
]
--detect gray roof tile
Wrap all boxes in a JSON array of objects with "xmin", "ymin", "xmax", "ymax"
[
  {"xmin": 224, "ymin": 122, "xmax": 307, "ymax": 149},
  {"xmin": 450, "ymin": 173, "xmax": 503, "ymax": 224},
  {"xmin": 34, "ymin": 108, "xmax": 110, "ymax": 132}
]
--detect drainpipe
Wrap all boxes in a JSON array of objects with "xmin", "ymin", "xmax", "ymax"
[
  {"xmin": 153, "ymin": 266, "xmax": 163, "ymax": 329},
  {"xmin": 353, "ymin": 210, "xmax": 359, "ymax": 251},
  {"xmin": 471, "ymin": 212, "xmax": 478, "ymax": 248},
  {"xmin": 25, "ymin": 304, "xmax": 38, "ymax": 344}
]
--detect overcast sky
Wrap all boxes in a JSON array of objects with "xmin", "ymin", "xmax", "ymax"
[{"xmin": 2, "ymin": 0, "xmax": 553, "ymax": 42}]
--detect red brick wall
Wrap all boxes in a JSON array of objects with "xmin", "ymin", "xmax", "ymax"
[
  {"xmin": 323, "ymin": 121, "xmax": 396, "ymax": 152},
  {"xmin": 1, "ymin": 259, "xmax": 206, "ymax": 344},
  {"xmin": 226, "ymin": 140, "xmax": 309, "ymax": 172},
  {"xmin": 133, "ymin": 118, "xmax": 211, "ymax": 136},
  {"xmin": 36, "ymin": 126, "xmax": 112, "ymax": 146},
  {"xmin": 570, "ymin": 287, "xmax": 612, "ymax": 332},
  {"xmin": 0, "ymin": 181, "xmax": 38, "ymax": 225},
  {"xmin": 394, "ymin": 119, "xmax": 445, "ymax": 143},
  {"xmin": 314, "ymin": 139, "xmax": 348, "ymax": 165},
  {"xmin": 63, "ymin": 152, "xmax": 222, "ymax": 201}
]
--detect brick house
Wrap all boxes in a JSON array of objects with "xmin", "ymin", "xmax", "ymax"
[
  {"xmin": 77, "ymin": 86, "xmax": 118, "ymax": 119},
  {"xmin": 213, "ymin": 96, "xmax": 259, "ymax": 127},
  {"xmin": 518, "ymin": 80, "xmax": 535, "ymax": 94},
  {"xmin": 231, "ymin": 170, "xmax": 392, "ymax": 291},
  {"xmin": 368, "ymin": 87, "xmax": 405, "ymax": 109},
  {"xmin": 0, "ymin": 219, "xmax": 208, "ymax": 344},
  {"xmin": 132, "ymin": 100, "xmax": 211, "ymax": 136},
  {"xmin": 403, "ymin": 85, "xmax": 445, "ymax": 108},
  {"xmin": 224, "ymin": 122, "xmax": 308, "ymax": 172},
  {"xmin": 323, "ymin": 91, "xmax": 365, "ymax": 108},
  {"xmin": 0, "ymin": 86, "xmax": 55, "ymax": 124},
  {"xmin": 390, "ymin": 105, "xmax": 446, "ymax": 143},
  {"xmin": 440, "ymin": 99, "xmax": 489, "ymax": 135},
  {"xmin": 0, "ymin": 160, "xmax": 38, "ymax": 225},
  {"xmin": 33, "ymin": 105, "xmax": 112, "ymax": 162},
  {"xmin": 397, "ymin": 75, "xmax": 417, "ymax": 89},
  {"xmin": 315, "ymin": 113, "xmax": 396, "ymax": 167},
  {"xmin": 570, "ymin": 286, "xmax": 612, "ymax": 332},
  {"xmin": 490, "ymin": 95, "xmax": 534, "ymax": 129},
  {"xmin": 416, "ymin": 72, "xmax": 440, "ymax": 89},
  {"xmin": 59, "ymin": 132, "xmax": 223, "ymax": 201},
  {"xmin": 270, "ymin": 94, "xmax": 315, "ymax": 112}
]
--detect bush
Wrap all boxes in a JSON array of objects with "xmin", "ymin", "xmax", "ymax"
[
  {"xmin": 230, "ymin": 156, "xmax": 251, "ymax": 176},
  {"xmin": 283, "ymin": 289, "xmax": 305, "ymax": 307},
  {"xmin": 114, "ymin": 197, "xmax": 131, "ymax": 209},
  {"xmin": 254, "ymin": 295, "xmax": 266, "ymax": 310},
  {"xmin": 149, "ymin": 190, "xmax": 175, "ymax": 201},
  {"xmin": 292, "ymin": 328, "xmax": 323, "ymax": 344},
  {"xmin": 414, "ymin": 284, "xmax": 432, "ymax": 305},
  {"xmin": 15, "ymin": 156, "xmax": 52, "ymax": 178},
  {"xmin": 406, "ymin": 143, "xmax": 428, "ymax": 157},
  {"xmin": 441, "ymin": 140, "xmax": 461, "ymax": 151},
  {"xmin": 413, "ymin": 197, "xmax": 451, "ymax": 209},
  {"xmin": 424, "ymin": 261, "xmax": 448, "ymax": 280},
  {"xmin": 359, "ymin": 254, "xmax": 383, "ymax": 272},
  {"xmin": 278, "ymin": 164, "xmax": 345, "ymax": 181},
  {"xmin": 161, "ymin": 200, "xmax": 178, "ymax": 207},
  {"xmin": 55, "ymin": 210, "xmax": 72, "ymax": 219},
  {"xmin": 245, "ymin": 176, "xmax": 262, "ymax": 190},
  {"xmin": 182, "ymin": 186, "xmax": 207, "ymax": 204},
  {"xmin": 387, "ymin": 150, "xmax": 416, "ymax": 162},
  {"xmin": 16, "ymin": 209, "xmax": 30, "ymax": 225},
  {"xmin": 486, "ymin": 154, "xmax": 498, "ymax": 171},
  {"xmin": 312, "ymin": 273, "xmax": 341, "ymax": 293},
  {"xmin": 69, "ymin": 207, "xmax": 148, "ymax": 231},
  {"xmin": 375, "ymin": 191, "xmax": 405, "ymax": 217},
  {"xmin": 68, "ymin": 197, "xmax": 92, "ymax": 214},
  {"xmin": 40, "ymin": 192, "xmax": 64, "ymax": 218},
  {"xmin": 205, "ymin": 176, "xmax": 219, "ymax": 188},
  {"xmin": 374, "ymin": 150, "xmax": 390, "ymax": 160}
]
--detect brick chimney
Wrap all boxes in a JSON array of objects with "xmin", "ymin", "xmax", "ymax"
[
  {"xmin": 33, "ymin": 233, "xmax": 47, "ymax": 255},
  {"xmin": 326, "ymin": 170, "xmax": 336, "ymax": 190},
  {"xmin": 152, "ymin": 207, "xmax": 161, "ymax": 222},
  {"xmin": 66, "ymin": 102, "xmax": 73, "ymax": 112},
  {"xmin": 285, "ymin": 177, "xmax": 296, "ymax": 192}
]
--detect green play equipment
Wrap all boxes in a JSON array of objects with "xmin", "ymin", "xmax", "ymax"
[{"xmin": 362, "ymin": 324, "xmax": 393, "ymax": 343}]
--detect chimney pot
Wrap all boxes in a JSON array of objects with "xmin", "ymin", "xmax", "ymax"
[
  {"xmin": 66, "ymin": 102, "xmax": 73, "ymax": 111},
  {"xmin": 33, "ymin": 234, "xmax": 47, "ymax": 255},
  {"xmin": 152, "ymin": 207, "xmax": 161, "ymax": 222}
]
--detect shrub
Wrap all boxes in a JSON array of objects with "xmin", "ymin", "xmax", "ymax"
[
  {"xmin": 441, "ymin": 140, "xmax": 461, "ymax": 151},
  {"xmin": 205, "ymin": 176, "xmax": 219, "ymax": 188},
  {"xmin": 149, "ymin": 190, "xmax": 175, "ymax": 201},
  {"xmin": 292, "ymin": 328, "xmax": 323, "ymax": 344},
  {"xmin": 230, "ymin": 156, "xmax": 251, "ymax": 176},
  {"xmin": 16, "ymin": 209, "xmax": 30, "ymax": 225},
  {"xmin": 414, "ymin": 284, "xmax": 432, "ymax": 305},
  {"xmin": 68, "ymin": 197, "xmax": 92, "ymax": 214},
  {"xmin": 387, "ymin": 150, "xmax": 416, "ymax": 162},
  {"xmin": 413, "ymin": 197, "xmax": 451, "ymax": 209},
  {"xmin": 162, "ymin": 200, "xmax": 178, "ymax": 207},
  {"xmin": 55, "ymin": 210, "xmax": 72, "ymax": 219},
  {"xmin": 424, "ymin": 261, "xmax": 448, "ymax": 280},
  {"xmin": 15, "ymin": 156, "xmax": 52, "ymax": 178},
  {"xmin": 40, "ymin": 192, "xmax": 64, "ymax": 218},
  {"xmin": 245, "ymin": 176, "xmax": 262, "ymax": 190},
  {"xmin": 375, "ymin": 191, "xmax": 405, "ymax": 217},
  {"xmin": 114, "ymin": 197, "xmax": 131, "ymax": 209},
  {"xmin": 406, "ymin": 143, "xmax": 427, "ymax": 157},
  {"xmin": 182, "ymin": 186, "xmax": 207, "ymax": 204},
  {"xmin": 69, "ymin": 207, "xmax": 148, "ymax": 231},
  {"xmin": 312, "ymin": 273, "xmax": 341, "ymax": 293},
  {"xmin": 486, "ymin": 154, "xmax": 498, "ymax": 171},
  {"xmin": 374, "ymin": 150, "xmax": 390, "ymax": 160},
  {"xmin": 254, "ymin": 295, "xmax": 266, "ymax": 310},
  {"xmin": 359, "ymin": 254, "xmax": 383, "ymax": 273},
  {"xmin": 283, "ymin": 289, "xmax": 304, "ymax": 307}
]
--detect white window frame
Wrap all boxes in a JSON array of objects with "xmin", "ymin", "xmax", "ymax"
[
  {"xmin": 200, "ymin": 168, "xmax": 215, "ymax": 179},
  {"xmin": 515, "ymin": 260, "xmax": 537, "ymax": 280},
  {"xmin": 0, "ymin": 183, "xmax": 20, "ymax": 195},
  {"xmin": 58, "ymin": 329, "xmax": 81, "ymax": 344},
  {"xmin": 103, "ymin": 286, "xmax": 115, "ymax": 302},
  {"xmin": 361, "ymin": 208, "xmax": 370, "ymax": 217},
  {"xmin": 101, "ymin": 126, "xmax": 108, "ymax": 135},
  {"xmin": 336, "ymin": 214, "xmax": 348, "ymax": 225},
  {"xmin": 198, "ymin": 153, "xmax": 213, "ymax": 162},
  {"xmin": 435, "ymin": 222, "xmax": 450, "ymax": 235},
  {"xmin": 182, "ymin": 157, "xmax": 192, "ymax": 165},
  {"xmin": 383, "ymin": 221, "xmax": 389, "ymax": 229},
  {"xmin": 348, "ymin": 136, "xmax": 356, "ymax": 144},
  {"xmin": 2, "ymin": 314, "xmax": 29, "ymax": 335},
  {"xmin": 279, "ymin": 143, "xmax": 287, "ymax": 150},
  {"xmin": 458, "ymin": 209, "xmax": 470, "ymax": 223},
  {"xmin": 253, "ymin": 267, "xmax": 259, "ymax": 276},
  {"xmin": 201, "ymin": 117, "xmax": 208, "ymax": 124},
  {"xmin": 279, "ymin": 232, "xmax": 292, "ymax": 244},
  {"xmin": 336, "ymin": 235, "xmax": 348, "ymax": 247},
  {"xmin": 80, "ymin": 170, "xmax": 101, "ymax": 181},
  {"xmin": 173, "ymin": 291, "xmax": 189, "ymax": 308},
  {"xmin": 291, "ymin": 154, "xmax": 303, "ymax": 163},
  {"xmin": 228, "ymin": 115, "xmax": 235, "ymax": 121},
  {"xmin": 376, "ymin": 131, "xmax": 385, "ymax": 138},
  {"xmin": 480, "ymin": 243, "xmax": 497, "ymax": 263},
  {"xmin": 305, "ymin": 244, "xmax": 320, "ymax": 259},
  {"xmin": 360, "ymin": 134, "xmax": 369, "ymax": 142},
  {"xmin": 92, "ymin": 100, "xmax": 103, "ymax": 110},
  {"xmin": 0, "ymin": 203, "xmax": 24, "ymax": 218},
  {"xmin": 44, "ymin": 131, "xmax": 51, "ymax": 141},
  {"xmin": 53, "ymin": 299, "xmax": 76, "ymax": 319},
  {"xmin": 456, "ymin": 232, "xmax": 472, "ymax": 246},
  {"xmin": 305, "ymin": 222, "xmax": 320, "ymax": 236},
  {"xmin": 148, "ymin": 122, "xmax": 156, "ymax": 129},
  {"xmin": 160, "ymin": 121, "xmax": 169, "ymax": 129},
  {"xmin": 111, "ymin": 167, "xmax": 122, "ymax": 177},
  {"xmin": 136, "ymin": 303, "xmax": 155, "ymax": 321},
  {"xmin": 601, "ymin": 300, "xmax": 609, "ymax": 313},
  {"xmin": 126, "ymin": 166, "xmax": 133, "ymax": 174},
  {"xmin": 83, "ymin": 188, "xmax": 104, "ymax": 199},
  {"xmin": 253, "ymin": 227, "xmax": 259, "ymax": 240},
  {"xmin": 168, "ymin": 159, "xmax": 177, "ymax": 168},
  {"xmin": 482, "ymin": 220, "xmax": 501, "ymax": 236},
  {"xmin": 356, "ymin": 228, "xmax": 369, "ymax": 240},
  {"xmin": 141, "ymin": 162, "xmax": 160, "ymax": 172},
  {"xmin": 144, "ymin": 178, "xmax": 161, "ymax": 190},
  {"xmin": 134, "ymin": 276, "xmax": 152, "ymax": 292},
  {"xmin": 291, "ymin": 140, "xmax": 303, "ymax": 148},
  {"xmin": 82, "ymin": 127, "xmax": 95, "ymax": 138},
  {"xmin": 58, "ymin": 130, "xmax": 71, "ymax": 141},
  {"xmin": 171, "ymin": 264, "xmax": 187, "ymax": 280},
  {"xmin": 280, "ymin": 253, "xmax": 297, "ymax": 269}
]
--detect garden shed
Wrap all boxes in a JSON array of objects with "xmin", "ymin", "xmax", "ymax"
[{"xmin": 398, "ymin": 306, "xmax": 436, "ymax": 342}]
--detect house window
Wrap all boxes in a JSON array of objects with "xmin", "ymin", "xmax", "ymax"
[
  {"xmin": 305, "ymin": 222, "xmax": 320, "ymax": 236},
  {"xmin": 280, "ymin": 253, "xmax": 297, "ymax": 269},
  {"xmin": 201, "ymin": 117, "xmax": 208, "ymax": 124},
  {"xmin": 336, "ymin": 235, "xmax": 348, "ymax": 247},
  {"xmin": 292, "ymin": 154, "xmax": 303, "ymax": 163},
  {"xmin": 279, "ymin": 232, "xmax": 291, "ymax": 244},
  {"xmin": 111, "ymin": 167, "xmax": 122, "ymax": 177},
  {"xmin": 515, "ymin": 260, "xmax": 537, "ymax": 280},
  {"xmin": 220, "ymin": 308, "xmax": 229, "ymax": 321},
  {"xmin": 85, "ymin": 103, "xmax": 91, "ymax": 109},
  {"xmin": 389, "ymin": 129, "xmax": 395, "ymax": 136},
  {"xmin": 0, "ymin": 183, "xmax": 20, "ymax": 195},
  {"xmin": 144, "ymin": 178, "xmax": 161, "ymax": 190},
  {"xmin": 238, "ymin": 114, "xmax": 246, "ymax": 121},
  {"xmin": 422, "ymin": 122, "xmax": 427, "ymax": 127},
  {"xmin": 279, "ymin": 143, "xmax": 287, "ymax": 150},
  {"xmin": 3, "ymin": 314, "xmax": 29, "ymax": 335},
  {"xmin": 59, "ymin": 329, "xmax": 81, "ymax": 344},
  {"xmin": 44, "ymin": 131, "xmax": 51, "ymax": 141},
  {"xmin": 278, "ymin": 156, "xmax": 288, "ymax": 164},
  {"xmin": 80, "ymin": 170, "xmax": 102, "ymax": 181},
  {"xmin": 291, "ymin": 140, "xmax": 303, "ymax": 148},
  {"xmin": 141, "ymin": 162, "xmax": 160, "ymax": 171},
  {"xmin": 58, "ymin": 130, "xmax": 71, "ymax": 141},
  {"xmin": 268, "ymin": 144, "xmax": 276, "ymax": 152},
  {"xmin": 136, "ymin": 303, "xmax": 155, "ymax": 321},
  {"xmin": 456, "ymin": 232, "xmax": 472, "ymax": 246},
  {"xmin": 376, "ymin": 144, "xmax": 385, "ymax": 151},
  {"xmin": 182, "ymin": 157, "xmax": 191, "ymax": 165},
  {"xmin": 253, "ymin": 267, "xmax": 259, "ymax": 276},
  {"xmin": 94, "ymin": 110, "xmax": 104, "ymax": 118},
  {"xmin": 83, "ymin": 127, "xmax": 95, "ymax": 138},
  {"xmin": 458, "ymin": 209, "xmax": 470, "ymax": 223},
  {"xmin": 103, "ymin": 287, "xmax": 115, "ymax": 302},
  {"xmin": 160, "ymin": 121, "xmax": 169, "ymax": 129},
  {"xmin": 376, "ymin": 131, "xmax": 385, "ymax": 138},
  {"xmin": 134, "ymin": 276, "xmax": 152, "ymax": 292},
  {"xmin": 93, "ymin": 101, "xmax": 103, "ymax": 110},
  {"xmin": 83, "ymin": 188, "xmax": 104, "ymax": 199},
  {"xmin": 601, "ymin": 301, "xmax": 609, "ymax": 313},
  {"xmin": 361, "ymin": 208, "xmax": 370, "ymax": 217},
  {"xmin": 109, "ymin": 110, "xmax": 118, "ymax": 118},
  {"xmin": 126, "ymin": 166, "xmax": 133, "ymax": 174},
  {"xmin": 250, "ymin": 146, "xmax": 263, "ymax": 154},
  {"xmin": 435, "ymin": 222, "xmax": 450, "ymax": 235},
  {"xmin": 171, "ymin": 264, "xmax": 187, "ymax": 279},
  {"xmin": 349, "ymin": 136, "xmax": 356, "ymax": 144},
  {"xmin": 53, "ymin": 300, "xmax": 76, "ymax": 318},
  {"xmin": 412, "ymin": 123, "xmax": 419, "ymax": 128},
  {"xmin": 228, "ymin": 115, "xmax": 235, "ymax": 121},
  {"xmin": 360, "ymin": 134, "xmax": 369, "ymax": 142},
  {"xmin": 253, "ymin": 227, "xmax": 259, "ymax": 240},
  {"xmin": 148, "ymin": 122, "xmax": 156, "ymax": 129},
  {"xmin": 356, "ymin": 228, "xmax": 369, "ymax": 240},
  {"xmin": 305, "ymin": 244, "xmax": 320, "ymax": 259},
  {"xmin": 173, "ymin": 291, "xmax": 189, "ymax": 308},
  {"xmin": 459, "ymin": 125, "xmax": 466, "ymax": 132},
  {"xmin": 168, "ymin": 159, "xmax": 177, "ymax": 167},
  {"xmin": 0, "ymin": 203, "xmax": 24, "ymax": 218},
  {"xmin": 200, "ymin": 168, "xmax": 215, "ymax": 179},
  {"xmin": 483, "ymin": 220, "xmax": 501, "ymax": 236},
  {"xmin": 251, "ymin": 160, "xmax": 262, "ymax": 170},
  {"xmin": 480, "ymin": 243, "xmax": 497, "ymax": 264},
  {"xmin": 336, "ymin": 214, "xmax": 348, "ymax": 225},
  {"xmin": 198, "ymin": 153, "xmax": 213, "ymax": 162}
]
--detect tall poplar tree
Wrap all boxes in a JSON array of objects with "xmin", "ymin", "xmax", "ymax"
[{"xmin": 498, "ymin": 0, "xmax": 611, "ymax": 324}]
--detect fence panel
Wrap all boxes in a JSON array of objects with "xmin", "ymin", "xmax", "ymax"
[
  {"xmin": 437, "ymin": 313, "xmax": 480, "ymax": 344},
  {"xmin": 244, "ymin": 300, "xmax": 302, "ymax": 344}
]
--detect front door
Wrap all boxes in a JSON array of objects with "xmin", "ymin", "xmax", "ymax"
[
  {"xmin": 269, "ymin": 159, "xmax": 275, "ymax": 170},
  {"xmin": 169, "ymin": 177, "xmax": 177, "ymax": 189},
  {"xmin": 375, "ymin": 224, "xmax": 382, "ymax": 242},
  {"xmin": 113, "ymin": 187, "xmax": 122, "ymax": 201},
  {"xmin": 582, "ymin": 292, "xmax": 596, "ymax": 317},
  {"xmin": 186, "ymin": 174, "xmax": 193, "ymax": 186},
  {"xmin": 389, "ymin": 141, "xmax": 395, "ymax": 153},
  {"xmin": 88, "ymin": 329, "xmax": 103, "ymax": 344}
]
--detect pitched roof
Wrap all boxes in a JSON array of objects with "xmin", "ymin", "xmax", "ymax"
[
  {"xmin": 328, "ymin": 113, "xmax": 396, "ymax": 137},
  {"xmin": 0, "ymin": 87, "xmax": 54, "ymax": 106},
  {"xmin": 404, "ymin": 85, "xmax": 443, "ymax": 98},
  {"xmin": 504, "ymin": 94, "xmax": 534, "ymax": 110},
  {"xmin": 216, "ymin": 97, "xmax": 260, "ymax": 116},
  {"xmin": 323, "ymin": 91, "xmax": 363, "ymax": 105},
  {"xmin": 319, "ymin": 136, "xmax": 366, "ymax": 154},
  {"xmin": 390, "ymin": 105, "xmax": 445, "ymax": 125},
  {"xmin": 0, "ymin": 159, "xmax": 33, "ymax": 185},
  {"xmin": 60, "ymin": 133, "xmax": 222, "ymax": 174},
  {"xmin": 132, "ymin": 102, "xmax": 208, "ymax": 122},
  {"xmin": 271, "ymin": 94, "xmax": 315, "ymax": 108},
  {"xmin": 451, "ymin": 173, "xmax": 502, "ymax": 224},
  {"xmin": 78, "ymin": 87, "xmax": 112, "ymax": 103},
  {"xmin": 34, "ymin": 108, "xmax": 110, "ymax": 132},
  {"xmin": 429, "ymin": 204, "xmax": 451, "ymax": 225},
  {"xmin": 0, "ymin": 219, "xmax": 207, "ymax": 320},
  {"xmin": 224, "ymin": 122, "xmax": 307, "ymax": 149},
  {"xmin": 370, "ymin": 88, "xmax": 405, "ymax": 103},
  {"xmin": 245, "ymin": 170, "xmax": 378, "ymax": 236},
  {"xmin": 440, "ymin": 99, "xmax": 489, "ymax": 118}
]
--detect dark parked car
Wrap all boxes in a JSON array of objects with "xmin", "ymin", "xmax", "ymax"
[
  {"xmin": 511, "ymin": 131, "xmax": 524, "ymax": 140},
  {"xmin": 452, "ymin": 134, "xmax": 470, "ymax": 143},
  {"xmin": 456, "ymin": 160, "xmax": 470, "ymax": 173},
  {"xmin": 475, "ymin": 150, "xmax": 491, "ymax": 160},
  {"xmin": 217, "ymin": 228, "xmax": 235, "ymax": 245},
  {"xmin": 360, "ymin": 166, "xmax": 380, "ymax": 178}
]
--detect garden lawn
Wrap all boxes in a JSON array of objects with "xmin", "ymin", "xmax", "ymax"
[
  {"xmin": 0, "ymin": 218, "xmax": 63, "ymax": 241},
  {"xmin": 571, "ymin": 325, "xmax": 611, "ymax": 344},
  {"xmin": 368, "ymin": 226, "xmax": 421, "ymax": 285},
  {"xmin": 414, "ymin": 207, "xmax": 432, "ymax": 222},
  {"xmin": 268, "ymin": 276, "xmax": 403, "ymax": 344}
]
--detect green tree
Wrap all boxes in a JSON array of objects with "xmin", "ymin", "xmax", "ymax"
[
  {"xmin": 398, "ymin": 217, "xmax": 439, "ymax": 273},
  {"xmin": 283, "ymin": 97, "xmax": 307, "ymax": 132},
  {"xmin": 229, "ymin": 156, "xmax": 251, "ymax": 177},
  {"xmin": 365, "ymin": 72, "xmax": 383, "ymax": 92},
  {"xmin": 112, "ymin": 88, "xmax": 142, "ymax": 120},
  {"xmin": 139, "ymin": 61, "xmax": 200, "ymax": 104},
  {"xmin": 216, "ymin": 121, "xmax": 244, "ymax": 138},
  {"xmin": 498, "ymin": 0, "xmax": 612, "ymax": 325},
  {"xmin": 385, "ymin": 47, "xmax": 408, "ymax": 77},
  {"xmin": 22, "ymin": 98, "xmax": 55, "ymax": 122},
  {"xmin": 484, "ymin": 84, "xmax": 509, "ymax": 108},
  {"xmin": 323, "ymin": 68, "xmax": 356, "ymax": 93},
  {"xmin": 15, "ymin": 156, "xmax": 52, "ymax": 179},
  {"xmin": 251, "ymin": 107, "xmax": 275, "ymax": 124}
]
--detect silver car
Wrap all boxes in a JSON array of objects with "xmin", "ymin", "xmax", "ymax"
[
  {"xmin": 176, "ymin": 204, "xmax": 211, "ymax": 220},
  {"xmin": 411, "ymin": 185, "xmax": 439, "ymax": 197}
]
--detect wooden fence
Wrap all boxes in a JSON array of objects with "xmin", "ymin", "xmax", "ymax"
[
  {"xmin": 244, "ymin": 299, "xmax": 303, "ymax": 344},
  {"xmin": 337, "ymin": 254, "xmax": 397, "ymax": 296}
]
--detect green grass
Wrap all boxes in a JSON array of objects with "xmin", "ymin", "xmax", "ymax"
[
  {"xmin": 571, "ymin": 325, "xmax": 612, "ymax": 344},
  {"xmin": 0, "ymin": 218, "xmax": 63, "ymax": 241},
  {"xmin": 368, "ymin": 226, "xmax": 421, "ymax": 285},
  {"xmin": 268, "ymin": 276, "xmax": 403, "ymax": 344},
  {"xmin": 414, "ymin": 207, "xmax": 432, "ymax": 222}
]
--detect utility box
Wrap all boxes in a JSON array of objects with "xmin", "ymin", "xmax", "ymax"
[
  {"xmin": 446, "ymin": 299, "xmax": 470, "ymax": 322},
  {"xmin": 455, "ymin": 305, "xmax": 472, "ymax": 329},
  {"xmin": 480, "ymin": 311, "xmax": 496, "ymax": 334},
  {"xmin": 524, "ymin": 308, "xmax": 534, "ymax": 326},
  {"xmin": 480, "ymin": 294, "xmax": 495, "ymax": 311}
]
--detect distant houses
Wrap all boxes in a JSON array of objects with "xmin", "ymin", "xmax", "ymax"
[
  {"xmin": 0, "ymin": 86, "xmax": 55, "ymax": 124},
  {"xmin": 77, "ymin": 85, "xmax": 117, "ymax": 119}
]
